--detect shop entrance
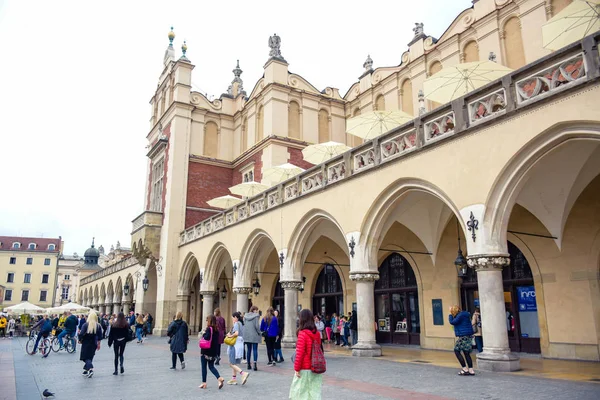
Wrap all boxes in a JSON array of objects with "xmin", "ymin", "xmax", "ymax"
[
  {"xmin": 272, "ymin": 276, "xmax": 284, "ymax": 317},
  {"xmin": 312, "ymin": 264, "xmax": 344, "ymax": 317},
  {"xmin": 461, "ymin": 241, "xmax": 541, "ymax": 353},
  {"xmin": 374, "ymin": 253, "xmax": 420, "ymax": 345}
]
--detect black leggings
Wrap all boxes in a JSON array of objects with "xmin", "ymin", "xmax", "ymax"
[
  {"xmin": 113, "ymin": 340, "xmax": 126, "ymax": 370},
  {"xmin": 172, "ymin": 352, "xmax": 184, "ymax": 368},
  {"xmin": 265, "ymin": 336, "xmax": 276, "ymax": 363},
  {"xmin": 455, "ymin": 350, "xmax": 473, "ymax": 369}
]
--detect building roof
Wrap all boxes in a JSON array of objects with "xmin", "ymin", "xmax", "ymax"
[{"xmin": 0, "ymin": 235, "xmax": 61, "ymax": 253}]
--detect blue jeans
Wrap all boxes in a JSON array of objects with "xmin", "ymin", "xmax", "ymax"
[
  {"xmin": 474, "ymin": 336, "xmax": 483, "ymax": 353},
  {"xmin": 58, "ymin": 330, "xmax": 75, "ymax": 350},
  {"xmin": 341, "ymin": 333, "xmax": 349, "ymax": 346},
  {"xmin": 33, "ymin": 331, "xmax": 49, "ymax": 353},
  {"xmin": 245, "ymin": 342, "xmax": 258, "ymax": 363},
  {"xmin": 274, "ymin": 348, "xmax": 283, "ymax": 361},
  {"xmin": 201, "ymin": 355, "xmax": 220, "ymax": 383},
  {"xmin": 136, "ymin": 327, "xmax": 143, "ymax": 342}
]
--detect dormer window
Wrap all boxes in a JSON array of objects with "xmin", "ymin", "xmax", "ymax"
[
  {"xmin": 48, "ymin": 244, "xmax": 56, "ymax": 251},
  {"xmin": 240, "ymin": 163, "xmax": 255, "ymax": 183},
  {"xmin": 12, "ymin": 242, "xmax": 21, "ymax": 249},
  {"xmin": 28, "ymin": 243, "xmax": 36, "ymax": 250}
]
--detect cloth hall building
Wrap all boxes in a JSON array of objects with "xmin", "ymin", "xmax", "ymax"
[{"xmin": 79, "ymin": 0, "xmax": 600, "ymax": 372}]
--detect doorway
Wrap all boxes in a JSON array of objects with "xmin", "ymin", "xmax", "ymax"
[
  {"xmin": 312, "ymin": 264, "xmax": 344, "ymax": 317},
  {"xmin": 461, "ymin": 241, "xmax": 541, "ymax": 353}
]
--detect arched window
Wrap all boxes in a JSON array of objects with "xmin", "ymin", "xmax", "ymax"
[
  {"xmin": 28, "ymin": 243, "xmax": 36, "ymax": 250},
  {"xmin": 401, "ymin": 79, "xmax": 413, "ymax": 115},
  {"xmin": 48, "ymin": 244, "xmax": 55, "ymax": 251},
  {"xmin": 429, "ymin": 61, "xmax": 443, "ymax": 110},
  {"xmin": 12, "ymin": 242, "xmax": 20, "ymax": 249},
  {"xmin": 256, "ymin": 106, "xmax": 264, "ymax": 142},
  {"xmin": 504, "ymin": 17, "xmax": 526, "ymax": 69},
  {"xmin": 318, "ymin": 109, "xmax": 330, "ymax": 143},
  {"xmin": 288, "ymin": 101, "xmax": 301, "ymax": 139},
  {"xmin": 375, "ymin": 94, "xmax": 385, "ymax": 111},
  {"xmin": 463, "ymin": 41, "xmax": 479, "ymax": 63},
  {"xmin": 241, "ymin": 117, "xmax": 248, "ymax": 153},
  {"xmin": 203, "ymin": 121, "xmax": 219, "ymax": 158},
  {"xmin": 551, "ymin": 0, "xmax": 572, "ymax": 16},
  {"xmin": 312, "ymin": 264, "xmax": 343, "ymax": 317},
  {"xmin": 350, "ymin": 108, "xmax": 363, "ymax": 147}
]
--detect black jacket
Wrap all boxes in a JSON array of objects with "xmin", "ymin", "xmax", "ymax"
[
  {"xmin": 200, "ymin": 326, "xmax": 220, "ymax": 357},
  {"xmin": 108, "ymin": 325, "xmax": 130, "ymax": 347},
  {"xmin": 167, "ymin": 319, "xmax": 189, "ymax": 354},
  {"xmin": 350, "ymin": 312, "xmax": 357, "ymax": 330}
]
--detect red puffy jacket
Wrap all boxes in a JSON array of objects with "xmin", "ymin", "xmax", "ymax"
[{"xmin": 294, "ymin": 328, "xmax": 321, "ymax": 372}]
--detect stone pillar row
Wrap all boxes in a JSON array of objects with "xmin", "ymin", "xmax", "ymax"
[
  {"xmin": 280, "ymin": 280, "xmax": 301, "ymax": 348},
  {"xmin": 200, "ymin": 291, "xmax": 215, "ymax": 331},
  {"xmin": 349, "ymin": 272, "xmax": 382, "ymax": 357},
  {"xmin": 233, "ymin": 287, "xmax": 252, "ymax": 313}
]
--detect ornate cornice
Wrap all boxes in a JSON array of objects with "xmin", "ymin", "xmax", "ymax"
[
  {"xmin": 280, "ymin": 281, "xmax": 302, "ymax": 290},
  {"xmin": 233, "ymin": 287, "xmax": 252, "ymax": 294},
  {"xmin": 467, "ymin": 255, "xmax": 510, "ymax": 271},
  {"xmin": 350, "ymin": 272, "xmax": 380, "ymax": 282}
]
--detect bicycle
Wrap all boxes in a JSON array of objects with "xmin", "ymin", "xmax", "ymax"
[
  {"xmin": 25, "ymin": 331, "xmax": 51, "ymax": 357},
  {"xmin": 52, "ymin": 332, "xmax": 76, "ymax": 353}
]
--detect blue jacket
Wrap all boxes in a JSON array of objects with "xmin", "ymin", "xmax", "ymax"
[
  {"xmin": 64, "ymin": 315, "xmax": 78, "ymax": 333},
  {"xmin": 260, "ymin": 316, "xmax": 279, "ymax": 337},
  {"xmin": 449, "ymin": 311, "xmax": 474, "ymax": 337}
]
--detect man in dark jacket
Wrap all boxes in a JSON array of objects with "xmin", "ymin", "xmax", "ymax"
[
  {"xmin": 31, "ymin": 315, "xmax": 53, "ymax": 356},
  {"xmin": 58, "ymin": 312, "xmax": 78, "ymax": 351},
  {"xmin": 128, "ymin": 311, "xmax": 136, "ymax": 330},
  {"xmin": 349, "ymin": 310, "xmax": 358, "ymax": 346}
]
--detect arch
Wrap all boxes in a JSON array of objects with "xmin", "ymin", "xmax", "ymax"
[
  {"xmin": 401, "ymin": 79, "xmax": 413, "ymax": 116},
  {"xmin": 361, "ymin": 178, "xmax": 465, "ymax": 269},
  {"xmin": 203, "ymin": 242, "xmax": 233, "ymax": 290},
  {"xmin": 286, "ymin": 209, "xmax": 349, "ymax": 279},
  {"xmin": 375, "ymin": 94, "xmax": 385, "ymax": 111},
  {"xmin": 107, "ymin": 280, "xmax": 114, "ymax": 302},
  {"xmin": 241, "ymin": 117, "xmax": 248, "ymax": 152},
  {"xmin": 179, "ymin": 252, "xmax": 200, "ymax": 294},
  {"xmin": 312, "ymin": 263, "xmax": 346, "ymax": 317},
  {"xmin": 256, "ymin": 106, "xmax": 264, "ymax": 142},
  {"xmin": 484, "ymin": 122, "xmax": 600, "ymax": 254},
  {"xmin": 318, "ymin": 109, "xmax": 330, "ymax": 143},
  {"xmin": 288, "ymin": 101, "xmax": 301, "ymax": 140},
  {"xmin": 463, "ymin": 40, "xmax": 479, "ymax": 63},
  {"xmin": 238, "ymin": 229, "xmax": 278, "ymax": 287},
  {"xmin": 503, "ymin": 16, "xmax": 526, "ymax": 69},
  {"xmin": 93, "ymin": 285, "xmax": 99, "ymax": 302},
  {"xmin": 204, "ymin": 121, "xmax": 219, "ymax": 158},
  {"xmin": 100, "ymin": 282, "xmax": 106, "ymax": 299}
]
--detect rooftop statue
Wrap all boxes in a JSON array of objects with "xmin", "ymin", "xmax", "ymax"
[{"xmin": 268, "ymin": 33, "xmax": 286, "ymax": 61}]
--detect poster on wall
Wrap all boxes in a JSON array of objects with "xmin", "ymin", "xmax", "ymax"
[
  {"xmin": 432, "ymin": 299, "xmax": 444, "ymax": 326},
  {"xmin": 517, "ymin": 286, "xmax": 537, "ymax": 312}
]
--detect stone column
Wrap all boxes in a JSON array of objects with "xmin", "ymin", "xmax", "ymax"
[
  {"xmin": 123, "ymin": 301, "xmax": 131, "ymax": 315},
  {"xmin": 200, "ymin": 291, "xmax": 215, "ymax": 331},
  {"xmin": 468, "ymin": 255, "xmax": 520, "ymax": 372},
  {"xmin": 114, "ymin": 302, "xmax": 122, "ymax": 313},
  {"xmin": 177, "ymin": 294, "xmax": 190, "ymax": 321},
  {"xmin": 233, "ymin": 287, "xmax": 252, "ymax": 313},
  {"xmin": 349, "ymin": 272, "xmax": 382, "ymax": 357},
  {"xmin": 281, "ymin": 281, "xmax": 301, "ymax": 348},
  {"xmin": 99, "ymin": 304, "xmax": 106, "ymax": 315},
  {"xmin": 105, "ymin": 303, "xmax": 113, "ymax": 316}
]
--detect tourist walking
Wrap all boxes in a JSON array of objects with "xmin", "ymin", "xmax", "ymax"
[
  {"xmin": 79, "ymin": 311, "xmax": 103, "ymax": 378},
  {"xmin": 167, "ymin": 312, "xmax": 189, "ymax": 370},
  {"xmin": 349, "ymin": 310, "xmax": 358, "ymax": 345},
  {"xmin": 0, "ymin": 314, "xmax": 7, "ymax": 338},
  {"xmin": 260, "ymin": 307, "xmax": 279, "ymax": 366},
  {"xmin": 243, "ymin": 306, "xmax": 261, "ymax": 371},
  {"xmin": 214, "ymin": 308, "xmax": 226, "ymax": 365},
  {"xmin": 449, "ymin": 305, "xmax": 475, "ymax": 376},
  {"xmin": 7, "ymin": 316, "xmax": 15, "ymax": 339},
  {"xmin": 314, "ymin": 315, "xmax": 324, "ymax": 341},
  {"xmin": 342, "ymin": 316, "xmax": 350, "ymax": 347},
  {"xmin": 324, "ymin": 315, "xmax": 332, "ymax": 343},
  {"xmin": 472, "ymin": 307, "xmax": 483, "ymax": 353},
  {"xmin": 146, "ymin": 313, "xmax": 154, "ymax": 334},
  {"xmin": 226, "ymin": 311, "xmax": 249, "ymax": 385},
  {"xmin": 108, "ymin": 312, "xmax": 130, "ymax": 375},
  {"xmin": 135, "ymin": 314, "xmax": 144, "ymax": 343},
  {"xmin": 274, "ymin": 309, "xmax": 284, "ymax": 363},
  {"xmin": 199, "ymin": 314, "xmax": 224, "ymax": 389},
  {"xmin": 331, "ymin": 313, "xmax": 339, "ymax": 345},
  {"xmin": 290, "ymin": 309, "xmax": 323, "ymax": 399}
]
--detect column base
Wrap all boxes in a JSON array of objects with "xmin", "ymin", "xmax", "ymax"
[
  {"xmin": 351, "ymin": 342, "xmax": 382, "ymax": 357},
  {"xmin": 476, "ymin": 351, "xmax": 520, "ymax": 372},
  {"xmin": 281, "ymin": 337, "xmax": 297, "ymax": 349},
  {"xmin": 152, "ymin": 328, "xmax": 168, "ymax": 337}
]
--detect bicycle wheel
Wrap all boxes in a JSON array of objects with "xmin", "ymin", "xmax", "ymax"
[
  {"xmin": 66, "ymin": 339, "xmax": 76, "ymax": 354},
  {"xmin": 41, "ymin": 339, "xmax": 51, "ymax": 357},
  {"xmin": 51, "ymin": 337, "xmax": 60, "ymax": 352},
  {"xmin": 25, "ymin": 338, "xmax": 36, "ymax": 355}
]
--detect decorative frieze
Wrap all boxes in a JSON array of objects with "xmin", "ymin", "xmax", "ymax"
[
  {"xmin": 302, "ymin": 171, "xmax": 324, "ymax": 194},
  {"xmin": 284, "ymin": 182, "xmax": 298, "ymax": 201},
  {"xmin": 424, "ymin": 111, "xmax": 455, "ymax": 142},
  {"xmin": 468, "ymin": 88, "xmax": 507, "ymax": 123},
  {"xmin": 280, "ymin": 280, "xmax": 302, "ymax": 290},
  {"xmin": 233, "ymin": 287, "xmax": 252, "ymax": 294},
  {"xmin": 249, "ymin": 198, "xmax": 265, "ymax": 215},
  {"xmin": 467, "ymin": 255, "xmax": 510, "ymax": 271},
  {"xmin": 380, "ymin": 130, "xmax": 417, "ymax": 162},
  {"xmin": 350, "ymin": 272, "xmax": 380, "ymax": 282},
  {"xmin": 353, "ymin": 147, "xmax": 376, "ymax": 172},
  {"xmin": 213, "ymin": 216, "xmax": 224, "ymax": 231},
  {"xmin": 238, "ymin": 205, "xmax": 248, "ymax": 220},
  {"xmin": 267, "ymin": 190, "xmax": 280, "ymax": 208},
  {"xmin": 327, "ymin": 160, "xmax": 346, "ymax": 183},
  {"xmin": 225, "ymin": 212, "xmax": 234, "ymax": 225}
]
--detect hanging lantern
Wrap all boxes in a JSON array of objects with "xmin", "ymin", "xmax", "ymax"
[
  {"xmin": 454, "ymin": 248, "xmax": 468, "ymax": 278},
  {"xmin": 221, "ymin": 286, "xmax": 228, "ymax": 300},
  {"xmin": 123, "ymin": 283, "xmax": 130, "ymax": 297},
  {"xmin": 252, "ymin": 276, "xmax": 261, "ymax": 295},
  {"xmin": 142, "ymin": 276, "xmax": 149, "ymax": 292},
  {"xmin": 300, "ymin": 276, "xmax": 306, "ymax": 293}
]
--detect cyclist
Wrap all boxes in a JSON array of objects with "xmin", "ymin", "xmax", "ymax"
[
  {"xmin": 31, "ymin": 315, "xmax": 52, "ymax": 356},
  {"xmin": 58, "ymin": 312, "xmax": 78, "ymax": 351}
]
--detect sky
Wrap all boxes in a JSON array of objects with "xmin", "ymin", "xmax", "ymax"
[{"xmin": 0, "ymin": 0, "xmax": 471, "ymax": 255}]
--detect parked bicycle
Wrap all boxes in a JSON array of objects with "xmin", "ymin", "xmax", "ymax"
[{"xmin": 25, "ymin": 331, "xmax": 51, "ymax": 357}]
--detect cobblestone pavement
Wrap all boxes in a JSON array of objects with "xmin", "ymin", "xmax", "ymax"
[{"xmin": 1, "ymin": 336, "xmax": 599, "ymax": 400}]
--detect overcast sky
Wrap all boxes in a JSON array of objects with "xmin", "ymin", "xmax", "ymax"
[{"xmin": 0, "ymin": 0, "xmax": 471, "ymax": 255}]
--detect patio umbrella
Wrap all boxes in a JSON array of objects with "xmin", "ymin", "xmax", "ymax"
[
  {"xmin": 423, "ymin": 61, "xmax": 512, "ymax": 104},
  {"xmin": 346, "ymin": 110, "xmax": 414, "ymax": 141},
  {"xmin": 229, "ymin": 181, "xmax": 269, "ymax": 197},
  {"xmin": 542, "ymin": 0, "xmax": 600, "ymax": 50},
  {"xmin": 302, "ymin": 141, "xmax": 350, "ymax": 164},
  {"xmin": 47, "ymin": 302, "xmax": 90, "ymax": 314},
  {"xmin": 262, "ymin": 163, "xmax": 304, "ymax": 185},
  {"xmin": 4, "ymin": 301, "xmax": 46, "ymax": 315},
  {"xmin": 207, "ymin": 195, "xmax": 243, "ymax": 209}
]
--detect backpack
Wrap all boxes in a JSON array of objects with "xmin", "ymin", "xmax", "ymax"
[{"xmin": 310, "ymin": 335, "xmax": 326, "ymax": 374}]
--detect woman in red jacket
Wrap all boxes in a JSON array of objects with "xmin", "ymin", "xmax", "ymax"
[{"xmin": 290, "ymin": 309, "xmax": 322, "ymax": 399}]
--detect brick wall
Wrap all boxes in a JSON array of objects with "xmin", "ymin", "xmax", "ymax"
[
  {"xmin": 288, "ymin": 147, "xmax": 314, "ymax": 170},
  {"xmin": 232, "ymin": 149, "xmax": 263, "ymax": 186},
  {"xmin": 185, "ymin": 160, "xmax": 233, "ymax": 228}
]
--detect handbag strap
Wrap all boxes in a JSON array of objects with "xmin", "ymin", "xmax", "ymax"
[{"xmin": 208, "ymin": 326, "xmax": 213, "ymax": 342}]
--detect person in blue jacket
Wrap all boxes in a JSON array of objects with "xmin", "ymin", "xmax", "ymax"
[
  {"xmin": 260, "ymin": 307, "xmax": 279, "ymax": 366},
  {"xmin": 31, "ymin": 315, "xmax": 52, "ymax": 356},
  {"xmin": 449, "ymin": 305, "xmax": 475, "ymax": 376}
]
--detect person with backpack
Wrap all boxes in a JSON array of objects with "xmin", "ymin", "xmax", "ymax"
[
  {"xmin": 472, "ymin": 307, "xmax": 483, "ymax": 353},
  {"xmin": 290, "ymin": 309, "xmax": 324, "ymax": 399}
]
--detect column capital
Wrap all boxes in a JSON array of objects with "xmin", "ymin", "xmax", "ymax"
[
  {"xmin": 467, "ymin": 255, "xmax": 510, "ymax": 271},
  {"xmin": 176, "ymin": 293, "xmax": 191, "ymax": 300},
  {"xmin": 199, "ymin": 290, "xmax": 216, "ymax": 296},
  {"xmin": 280, "ymin": 280, "xmax": 302, "ymax": 290},
  {"xmin": 233, "ymin": 287, "xmax": 252, "ymax": 294},
  {"xmin": 350, "ymin": 272, "xmax": 380, "ymax": 282},
  {"xmin": 122, "ymin": 300, "xmax": 132, "ymax": 305}
]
